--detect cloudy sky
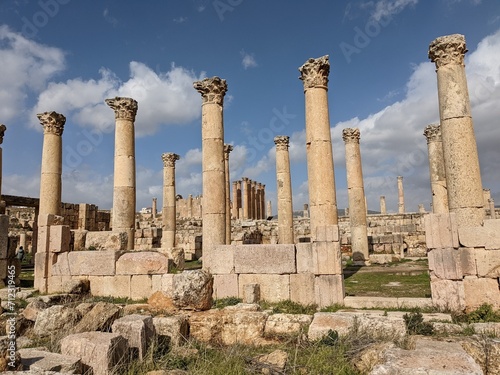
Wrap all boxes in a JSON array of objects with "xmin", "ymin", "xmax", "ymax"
[{"xmin": 0, "ymin": 0, "xmax": 499, "ymax": 213}]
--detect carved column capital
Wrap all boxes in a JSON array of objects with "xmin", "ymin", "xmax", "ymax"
[
  {"xmin": 428, "ymin": 34, "xmax": 467, "ymax": 68},
  {"xmin": 105, "ymin": 97, "xmax": 138, "ymax": 121},
  {"xmin": 423, "ymin": 124, "xmax": 442, "ymax": 143},
  {"xmin": 162, "ymin": 152, "xmax": 180, "ymax": 168},
  {"xmin": 342, "ymin": 128, "xmax": 360, "ymax": 144},
  {"xmin": 193, "ymin": 77, "xmax": 227, "ymax": 105},
  {"xmin": 299, "ymin": 55, "xmax": 330, "ymax": 90},
  {"xmin": 223, "ymin": 144, "xmax": 233, "ymax": 159},
  {"xmin": 274, "ymin": 135, "xmax": 290, "ymax": 151},
  {"xmin": 37, "ymin": 111, "xmax": 66, "ymax": 136},
  {"xmin": 0, "ymin": 124, "xmax": 6, "ymax": 144}
]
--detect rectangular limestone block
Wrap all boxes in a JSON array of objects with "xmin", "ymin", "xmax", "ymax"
[
  {"xmin": 201, "ymin": 245, "xmax": 234, "ymax": 274},
  {"xmin": 38, "ymin": 214, "xmax": 64, "ymax": 227},
  {"xmin": 397, "ymin": 298, "xmax": 434, "ymax": 309},
  {"xmin": 115, "ymin": 252, "xmax": 170, "ymax": 275},
  {"xmin": 343, "ymin": 296, "xmax": 398, "ymax": 309},
  {"xmin": 18, "ymin": 348, "xmax": 82, "ymax": 374},
  {"xmin": 459, "ymin": 248, "xmax": 478, "ymax": 276},
  {"xmin": 424, "ymin": 213, "xmax": 459, "ymax": 249},
  {"xmin": 89, "ymin": 275, "xmax": 130, "ymax": 298},
  {"xmin": 290, "ymin": 273, "xmax": 315, "ymax": 306},
  {"xmin": 68, "ymin": 250, "xmax": 121, "ymax": 276},
  {"xmin": 72, "ymin": 230, "xmax": 88, "ymax": 251},
  {"xmin": 238, "ymin": 274, "xmax": 290, "ymax": 302},
  {"xmin": 151, "ymin": 273, "xmax": 174, "ymax": 296},
  {"xmin": 296, "ymin": 243, "xmax": 313, "ymax": 273},
  {"xmin": 428, "ymin": 248, "xmax": 462, "ymax": 280},
  {"xmin": 234, "ymin": 244, "xmax": 296, "ymax": 274},
  {"xmin": 213, "ymin": 274, "xmax": 239, "ymax": 300},
  {"xmin": 463, "ymin": 276, "xmax": 500, "ymax": 311},
  {"xmin": 314, "ymin": 275, "xmax": 344, "ymax": 308},
  {"xmin": 153, "ymin": 315, "xmax": 189, "ymax": 347},
  {"xmin": 49, "ymin": 225, "xmax": 71, "ymax": 253},
  {"xmin": 130, "ymin": 274, "xmax": 153, "ymax": 301},
  {"xmin": 315, "ymin": 225, "xmax": 339, "ymax": 242},
  {"xmin": 459, "ymin": 220, "xmax": 500, "ymax": 250},
  {"xmin": 0, "ymin": 215, "xmax": 8, "ymax": 258},
  {"xmin": 37, "ymin": 226, "xmax": 50, "ymax": 253},
  {"xmin": 51, "ymin": 252, "xmax": 71, "ymax": 276},
  {"xmin": 34, "ymin": 251, "xmax": 50, "ymax": 279},
  {"xmin": 85, "ymin": 231, "xmax": 128, "ymax": 251},
  {"xmin": 430, "ymin": 277, "xmax": 465, "ymax": 311},
  {"xmin": 474, "ymin": 249, "xmax": 500, "ymax": 278},
  {"xmin": 111, "ymin": 314, "xmax": 155, "ymax": 360},
  {"xmin": 312, "ymin": 241, "xmax": 342, "ymax": 275},
  {"xmin": 243, "ymin": 283, "xmax": 260, "ymax": 304}
]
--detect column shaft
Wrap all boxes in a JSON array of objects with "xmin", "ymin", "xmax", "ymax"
[
  {"xmin": 275, "ymin": 136, "xmax": 294, "ymax": 244},
  {"xmin": 424, "ymin": 124, "xmax": 449, "ymax": 213},
  {"xmin": 380, "ymin": 196, "xmax": 386, "ymax": 214},
  {"xmin": 397, "ymin": 176, "xmax": 405, "ymax": 214},
  {"xmin": 224, "ymin": 144, "xmax": 233, "ymax": 244},
  {"xmin": 161, "ymin": 153, "xmax": 179, "ymax": 250}
]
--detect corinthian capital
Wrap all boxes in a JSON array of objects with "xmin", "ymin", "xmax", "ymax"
[
  {"xmin": 224, "ymin": 144, "xmax": 233, "ymax": 159},
  {"xmin": 428, "ymin": 34, "xmax": 467, "ymax": 68},
  {"xmin": 299, "ymin": 55, "xmax": 330, "ymax": 90},
  {"xmin": 274, "ymin": 135, "xmax": 290, "ymax": 151},
  {"xmin": 105, "ymin": 97, "xmax": 138, "ymax": 121},
  {"xmin": 342, "ymin": 128, "xmax": 360, "ymax": 144},
  {"xmin": 0, "ymin": 124, "xmax": 6, "ymax": 144},
  {"xmin": 423, "ymin": 124, "xmax": 442, "ymax": 143},
  {"xmin": 162, "ymin": 152, "xmax": 180, "ymax": 168},
  {"xmin": 37, "ymin": 111, "xmax": 66, "ymax": 136},
  {"xmin": 193, "ymin": 77, "xmax": 227, "ymax": 105}
]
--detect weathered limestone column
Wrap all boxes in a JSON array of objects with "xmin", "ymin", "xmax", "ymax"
[
  {"xmin": 251, "ymin": 180, "xmax": 257, "ymax": 220},
  {"xmin": 303, "ymin": 204, "xmax": 309, "ymax": 218},
  {"xmin": 397, "ymin": 176, "xmax": 405, "ymax": 214},
  {"xmin": 161, "ymin": 153, "xmax": 179, "ymax": 250},
  {"xmin": 256, "ymin": 183, "xmax": 262, "ymax": 220},
  {"xmin": 418, "ymin": 204, "xmax": 426, "ymax": 213},
  {"xmin": 194, "ymin": 77, "xmax": 227, "ymax": 260},
  {"xmin": 380, "ymin": 196, "xmax": 386, "ymax": 214},
  {"xmin": 274, "ymin": 136, "xmax": 294, "ymax": 244},
  {"xmin": 0, "ymin": 124, "xmax": 6, "ymax": 214},
  {"xmin": 106, "ymin": 97, "xmax": 138, "ymax": 249},
  {"xmin": 232, "ymin": 181, "xmax": 239, "ymax": 219},
  {"xmin": 38, "ymin": 112, "xmax": 66, "ymax": 217},
  {"xmin": 423, "ymin": 124, "xmax": 449, "ymax": 213},
  {"xmin": 342, "ymin": 128, "xmax": 369, "ymax": 262},
  {"xmin": 188, "ymin": 194, "xmax": 193, "ymax": 218},
  {"xmin": 483, "ymin": 189, "xmax": 491, "ymax": 208},
  {"xmin": 266, "ymin": 200, "xmax": 272, "ymax": 218},
  {"xmin": 242, "ymin": 177, "xmax": 250, "ymax": 219},
  {"xmin": 152, "ymin": 197, "xmax": 157, "ymax": 219},
  {"xmin": 223, "ymin": 144, "xmax": 233, "ymax": 244},
  {"xmin": 299, "ymin": 55, "xmax": 338, "ymax": 237},
  {"xmin": 260, "ymin": 184, "xmax": 266, "ymax": 220},
  {"xmin": 488, "ymin": 198, "xmax": 496, "ymax": 219},
  {"xmin": 236, "ymin": 181, "xmax": 242, "ymax": 219},
  {"xmin": 429, "ymin": 34, "xmax": 484, "ymax": 227}
]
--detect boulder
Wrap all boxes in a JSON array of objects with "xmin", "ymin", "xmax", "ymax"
[
  {"xmin": 19, "ymin": 348, "xmax": 82, "ymax": 374},
  {"xmin": 172, "ymin": 270, "xmax": 213, "ymax": 311},
  {"xmin": 264, "ymin": 314, "xmax": 312, "ymax": 337},
  {"xmin": 33, "ymin": 305, "xmax": 81, "ymax": 337},
  {"xmin": 21, "ymin": 299, "xmax": 48, "ymax": 321},
  {"xmin": 153, "ymin": 315, "xmax": 189, "ymax": 347},
  {"xmin": 61, "ymin": 279, "xmax": 90, "ymax": 294},
  {"xmin": 72, "ymin": 301, "xmax": 121, "ymax": 333},
  {"xmin": 148, "ymin": 291, "xmax": 177, "ymax": 314},
  {"xmin": 111, "ymin": 314, "xmax": 155, "ymax": 360}
]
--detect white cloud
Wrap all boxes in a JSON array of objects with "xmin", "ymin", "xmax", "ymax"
[
  {"xmin": 241, "ymin": 50, "xmax": 258, "ymax": 70},
  {"xmin": 31, "ymin": 62, "xmax": 206, "ymax": 136},
  {"xmin": 370, "ymin": 0, "xmax": 418, "ymax": 22},
  {"xmin": 0, "ymin": 25, "xmax": 65, "ymax": 122},
  {"xmin": 173, "ymin": 16, "xmax": 188, "ymax": 23}
]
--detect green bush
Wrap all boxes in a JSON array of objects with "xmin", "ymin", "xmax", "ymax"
[{"xmin": 403, "ymin": 311, "xmax": 434, "ymax": 336}]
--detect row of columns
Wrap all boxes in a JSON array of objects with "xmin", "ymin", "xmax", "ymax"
[{"xmin": 231, "ymin": 178, "xmax": 266, "ymax": 220}]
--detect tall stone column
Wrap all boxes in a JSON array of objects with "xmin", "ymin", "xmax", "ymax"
[
  {"xmin": 397, "ymin": 176, "xmax": 405, "ymax": 214},
  {"xmin": 429, "ymin": 34, "xmax": 484, "ymax": 227},
  {"xmin": 303, "ymin": 204, "xmax": 309, "ymax": 218},
  {"xmin": 194, "ymin": 77, "xmax": 227, "ymax": 260},
  {"xmin": 266, "ymin": 200, "xmax": 272, "ymax": 218},
  {"xmin": 106, "ymin": 97, "xmax": 138, "ymax": 249},
  {"xmin": 489, "ymin": 198, "xmax": 496, "ymax": 219},
  {"xmin": 380, "ymin": 196, "xmax": 386, "ymax": 214},
  {"xmin": 251, "ymin": 180, "xmax": 257, "ymax": 220},
  {"xmin": 236, "ymin": 181, "xmax": 242, "ymax": 219},
  {"xmin": 274, "ymin": 136, "xmax": 294, "ymax": 244},
  {"xmin": 242, "ymin": 177, "xmax": 250, "ymax": 219},
  {"xmin": 256, "ymin": 183, "xmax": 262, "ymax": 220},
  {"xmin": 152, "ymin": 197, "xmax": 157, "ymax": 219},
  {"xmin": 299, "ymin": 55, "xmax": 338, "ymax": 238},
  {"xmin": 423, "ymin": 124, "xmax": 449, "ymax": 213},
  {"xmin": 161, "ymin": 153, "xmax": 179, "ymax": 250},
  {"xmin": 188, "ymin": 194, "xmax": 193, "ymax": 218},
  {"xmin": 0, "ymin": 124, "xmax": 6, "ymax": 214},
  {"xmin": 483, "ymin": 189, "xmax": 491, "ymax": 208},
  {"xmin": 260, "ymin": 184, "xmax": 266, "ymax": 220},
  {"xmin": 232, "ymin": 181, "xmax": 239, "ymax": 219},
  {"xmin": 342, "ymin": 128, "xmax": 369, "ymax": 262},
  {"xmin": 223, "ymin": 144, "xmax": 233, "ymax": 244},
  {"xmin": 38, "ymin": 112, "xmax": 65, "ymax": 217}
]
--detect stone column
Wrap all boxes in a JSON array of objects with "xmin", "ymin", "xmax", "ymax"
[
  {"xmin": 251, "ymin": 180, "xmax": 257, "ymax": 220},
  {"xmin": 342, "ymin": 128, "xmax": 369, "ymax": 262},
  {"xmin": 232, "ymin": 181, "xmax": 239, "ymax": 219},
  {"xmin": 380, "ymin": 196, "xmax": 386, "ymax": 214},
  {"xmin": 0, "ymin": 124, "xmax": 6, "ymax": 214},
  {"xmin": 267, "ymin": 200, "xmax": 272, "ymax": 218},
  {"xmin": 152, "ymin": 197, "xmax": 157, "ymax": 219},
  {"xmin": 299, "ymin": 55, "xmax": 339, "ymax": 238},
  {"xmin": 483, "ymin": 189, "xmax": 491, "ymax": 208},
  {"xmin": 236, "ymin": 181, "xmax": 242, "ymax": 219},
  {"xmin": 223, "ymin": 144, "xmax": 233, "ymax": 244},
  {"xmin": 423, "ymin": 124, "xmax": 449, "ymax": 213},
  {"xmin": 489, "ymin": 198, "xmax": 496, "ymax": 219},
  {"xmin": 429, "ymin": 34, "xmax": 484, "ymax": 227},
  {"xmin": 260, "ymin": 184, "xmax": 266, "ymax": 220},
  {"xmin": 188, "ymin": 194, "xmax": 193, "ymax": 218},
  {"xmin": 242, "ymin": 177, "xmax": 250, "ymax": 219},
  {"xmin": 38, "ymin": 112, "xmax": 65, "ymax": 217},
  {"xmin": 418, "ymin": 204, "xmax": 426, "ymax": 213},
  {"xmin": 274, "ymin": 136, "xmax": 294, "ymax": 244},
  {"xmin": 161, "ymin": 153, "xmax": 179, "ymax": 250},
  {"xmin": 106, "ymin": 97, "xmax": 138, "ymax": 249},
  {"xmin": 256, "ymin": 183, "xmax": 262, "ymax": 220},
  {"xmin": 194, "ymin": 77, "xmax": 227, "ymax": 260},
  {"xmin": 397, "ymin": 176, "xmax": 405, "ymax": 214},
  {"xmin": 303, "ymin": 204, "xmax": 309, "ymax": 218}
]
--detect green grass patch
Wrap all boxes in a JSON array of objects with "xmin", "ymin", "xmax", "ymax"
[
  {"xmin": 213, "ymin": 297, "xmax": 242, "ymax": 309},
  {"xmin": 184, "ymin": 259, "xmax": 202, "ymax": 270},
  {"xmin": 259, "ymin": 300, "xmax": 318, "ymax": 315},
  {"xmin": 453, "ymin": 303, "xmax": 500, "ymax": 324}
]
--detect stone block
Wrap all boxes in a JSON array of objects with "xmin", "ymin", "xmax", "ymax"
[
  {"xmin": 51, "ymin": 252, "xmax": 71, "ymax": 276},
  {"xmin": 37, "ymin": 225, "xmax": 50, "ymax": 253},
  {"xmin": 153, "ymin": 315, "xmax": 189, "ymax": 347},
  {"xmin": 314, "ymin": 275, "xmax": 344, "ymax": 308},
  {"xmin": 0, "ymin": 259, "xmax": 7, "ymax": 279},
  {"xmin": 89, "ymin": 275, "xmax": 131, "ymax": 298},
  {"xmin": 111, "ymin": 314, "xmax": 155, "ymax": 360},
  {"xmin": 290, "ymin": 273, "xmax": 315, "ymax": 306},
  {"xmin": 424, "ymin": 213, "xmax": 459, "ymax": 249},
  {"xmin": 308, "ymin": 312, "xmax": 354, "ymax": 340},
  {"xmin": 312, "ymin": 241, "xmax": 342, "ymax": 275},
  {"xmin": 458, "ymin": 220, "xmax": 500, "ymax": 250},
  {"xmin": 397, "ymin": 298, "xmax": 434, "ymax": 309},
  {"xmin": 19, "ymin": 348, "xmax": 82, "ymax": 373},
  {"xmin": 203, "ymin": 244, "xmax": 235, "ymax": 274},
  {"xmin": 38, "ymin": 214, "xmax": 64, "ymax": 227},
  {"xmin": 130, "ymin": 274, "xmax": 153, "ymax": 300},
  {"xmin": 152, "ymin": 273, "xmax": 175, "ymax": 295},
  {"xmin": 213, "ymin": 274, "xmax": 238, "ymax": 300},
  {"xmin": 243, "ymin": 283, "xmax": 260, "ymax": 304},
  {"xmin": 48, "ymin": 225, "xmax": 71, "ymax": 253},
  {"xmin": 428, "ymin": 248, "xmax": 462, "ymax": 280},
  {"xmin": 474, "ymin": 249, "xmax": 500, "ymax": 278},
  {"xmin": 463, "ymin": 276, "xmax": 500, "ymax": 311},
  {"xmin": 116, "ymin": 251, "xmax": 170, "ymax": 275},
  {"xmin": 296, "ymin": 243, "xmax": 313, "ymax": 273},
  {"xmin": 343, "ymin": 296, "xmax": 398, "ymax": 309},
  {"xmin": 61, "ymin": 332, "xmax": 129, "ymax": 375},
  {"xmin": 0, "ymin": 215, "xmax": 8, "ymax": 258},
  {"xmin": 459, "ymin": 248, "xmax": 477, "ymax": 276},
  {"xmin": 315, "ymin": 225, "xmax": 339, "ymax": 242},
  {"xmin": 68, "ymin": 250, "xmax": 121, "ymax": 276},
  {"xmin": 85, "ymin": 230, "xmax": 128, "ymax": 250},
  {"xmin": 430, "ymin": 277, "xmax": 465, "ymax": 311},
  {"xmin": 34, "ymin": 251, "xmax": 50, "ymax": 279},
  {"xmin": 234, "ymin": 244, "xmax": 296, "ymax": 274},
  {"xmin": 264, "ymin": 313, "xmax": 313, "ymax": 337},
  {"xmin": 238, "ymin": 274, "xmax": 290, "ymax": 302},
  {"xmin": 72, "ymin": 229, "xmax": 88, "ymax": 251}
]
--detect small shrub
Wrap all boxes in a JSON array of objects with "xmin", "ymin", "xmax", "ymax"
[
  {"xmin": 320, "ymin": 303, "xmax": 345, "ymax": 313},
  {"xmin": 403, "ymin": 311, "xmax": 434, "ymax": 336},
  {"xmin": 319, "ymin": 329, "xmax": 339, "ymax": 346},
  {"xmin": 213, "ymin": 297, "xmax": 242, "ymax": 309},
  {"xmin": 259, "ymin": 300, "xmax": 317, "ymax": 315}
]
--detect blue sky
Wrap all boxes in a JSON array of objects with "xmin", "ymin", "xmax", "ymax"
[{"xmin": 1, "ymin": 0, "xmax": 500, "ymax": 213}]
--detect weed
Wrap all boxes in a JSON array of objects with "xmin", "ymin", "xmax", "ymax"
[
  {"xmin": 213, "ymin": 297, "xmax": 242, "ymax": 309},
  {"xmin": 403, "ymin": 311, "xmax": 434, "ymax": 336},
  {"xmin": 259, "ymin": 300, "xmax": 318, "ymax": 315}
]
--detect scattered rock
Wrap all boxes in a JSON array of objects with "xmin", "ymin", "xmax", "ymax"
[
  {"xmin": 148, "ymin": 291, "xmax": 177, "ymax": 313},
  {"xmin": 21, "ymin": 299, "xmax": 48, "ymax": 321},
  {"xmin": 33, "ymin": 305, "xmax": 81, "ymax": 337},
  {"xmin": 18, "ymin": 348, "xmax": 82, "ymax": 374},
  {"xmin": 254, "ymin": 349, "xmax": 288, "ymax": 372},
  {"xmin": 72, "ymin": 301, "xmax": 121, "ymax": 333},
  {"xmin": 153, "ymin": 315, "xmax": 189, "ymax": 347},
  {"xmin": 111, "ymin": 314, "xmax": 155, "ymax": 360},
  {"xmin": 61, "ymin": 279, "xmax": 90, "ymax": 294},
  {"xmin": 172, "ymin": 270, "xmax": 213, "ymax": 311}
]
